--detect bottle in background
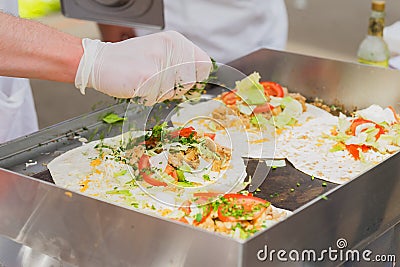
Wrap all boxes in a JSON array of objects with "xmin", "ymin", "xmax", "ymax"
[{"xmin": 357, "ymin": 0, "xmax": 390, "ymax": 67}]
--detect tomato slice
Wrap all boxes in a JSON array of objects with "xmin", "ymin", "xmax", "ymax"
[
  {"xmin": 177, "ymin": 217, "xmax": 189, "ymax": 224},
  {"xmin": 138, "ymin": 155, "xmax": 167, "ymax": 186},
  {"xmin": 260, "ymin": 81, "xmax": 284, "ymax": 97},
  {"xmin": 375, "ymin": 124, "xmax": 386, "ymax": 140},
  {"xmin": 345, "ymin": 144, "xmax": 370, "ymax": 160},
  {"xmin": 193, "ymin": 204, "xmax": 212, "ymax": 225},
  {"xmin": 217, "ymin": 194, "xmax": 270, "ymax": 222},
  {"xmin": 170, "ymin": 126, "xmax": 197, "ymax": 138},
  {"xmin": 193, "ymin": 192, "xmax": 223, "ymax": 198},
  {"xmin": 193, "ymin": 192, "xmax": 223, "ymax": 204},
  {"xmin": 178, "ymin": 200, "xmax": 192, "ymax": 216},
  {"xmin": 253, "ymin": 103, "xmax": 274, "ymax": 114},
  {"xmin": 165, "ymin": 164, "xmax": 178, "ymax": 181},
  {"xmin": 348, "ymin": 118, "xmax": 386, "ymax": 140},
  {"xmin": 203, "ymin": 133, "xmax": 216, "ymax": 140},
  {"xmin": 221, "ymin": 91, "xmax": 238, "ymax": 105},
  {"xmin": 348, "ymin": 118, "xmax": 372, "ymax": 136}
]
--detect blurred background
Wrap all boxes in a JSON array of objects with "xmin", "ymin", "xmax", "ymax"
[{"xmin": 19, "ymin": 0, "xmax": 400, "ymax": 128}]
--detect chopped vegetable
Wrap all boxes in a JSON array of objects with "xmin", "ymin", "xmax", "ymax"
[
  {"xmin": 102, "ymin": 113, "xmax": 125, "ymax": 124},
  {"xmin": 217, "ymin": 194, "xmax": 270, "ymax": 222},
  {"xmin": 221, "ymin": 91, "xmax": 239, "ymax": 105},
  {"xmin": 235, "ymin": 72, "xmax": 267, "ymax": 105},
  {"xmin": 260, "ymin": 81, "xmax": 285, "ymax": 97},
  {"xmin": 138, "ymin": 154, "xmax": 167, "ymax": 186},
  {"xmin": 106, "ymin": 189, "xmax": 132, "ymax": 196},
  {"xmin": 113, "ymin": 169, "xmax": 127, "ymax": 178}
]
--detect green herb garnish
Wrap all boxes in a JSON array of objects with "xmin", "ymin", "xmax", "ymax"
[
  {"xmin": 195, "ymin": 213, "xmax": 203, "ymax": 222},
  {"xmin": 102, "ymin": 113, "xmax": 125, "ymax": 124}
]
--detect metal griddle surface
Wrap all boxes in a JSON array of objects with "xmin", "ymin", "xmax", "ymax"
[{"xmin": 245, "ymin": 159, "xmax": 336, "ymax": 211}]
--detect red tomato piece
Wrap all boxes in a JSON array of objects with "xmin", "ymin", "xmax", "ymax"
[
  {"xmin": 178, "ymin": 200, "xmax": 192, "ymax": 216},
  {"xmin": 193, "ymin": 204, "xmax": 212, "ymax": 225},
  {"xmin": 374, "ymin": 124, "xmax": 386, "ymax": 140},
  {"xmin": 178, "ymin": 217, "xmax": 189, "ymax": 224},
  {"xmin": 138, "ymin": 155, "xmax": 167, "ymax": 186},
  {"xmin": 348, "ymin": 118, "xmax": 372, "ymax": 136},
  {"xmin": 345, "ymin": 144, "xmax": 371, "ymax": 160},
  {"xmin": 260, "ymin": 81, "xmax": 284, "ymax": 97},
  {"xmin": 193, "ymin": 192, "xmax": 223, "ymax": 204},
  {"xmin": 203, "ymin": 133, "xmax": 216, "ymax": 140},
  {"xmin": 221, "ymin": 91, "xmax": 238, "ymax": 105},
  {"xmin": 165, "ymin": 164, "xmax": 178, "ymax": 181},
  {"xmin": 253, "ymin": 103, "xmax": 274, "ymax": 114},
  {"xmin": 170, "ymin": 126, "xmax": 197, "ymax": 139},
  {"xmin": 346, "ymin": 144, "xmax": 360, "ymax": 160},
  {"xmin": 217, "ymin": 194, "xmax": 269, "ymax": 222},
  {"xmin": 348, "ymin": 118, "xmax": 386, "ymax": 140}
]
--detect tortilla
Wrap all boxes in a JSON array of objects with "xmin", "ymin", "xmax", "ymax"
[
  {"xmin": 48, "ymin": 130, "xmax": 291, "ymax": 239},
  {"xmin": 280, "ymin": 115, "xmax": 394, "ymax": 184},
  {"xmin": 48, "ymin": 128, "xmax": 249, "ymax": 204},
  {"xmin": 171, "ymin": 99, "xmax": 335, "ymax": 159}
]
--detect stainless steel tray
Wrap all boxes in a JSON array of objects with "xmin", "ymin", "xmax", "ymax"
[{"xmin": 1, "ymin": 49, "xmax": 400, "ymax": 266}]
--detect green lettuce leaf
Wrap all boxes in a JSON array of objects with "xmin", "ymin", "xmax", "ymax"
[{"xmin": 236, "ymin": 72, "xmax": 266, "ymax": 105}]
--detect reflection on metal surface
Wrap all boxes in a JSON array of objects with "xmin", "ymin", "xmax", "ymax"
[
  {"xmin": 60, "ymin": 0, "xmax": 164, "ymax": 29},
  {"xmin": 0, "ymin": 235, "xmax": 75, "ymax": 267},
  {"xmin": 0, "ymin": 168, "xmax": 240, "ymax": 266}
]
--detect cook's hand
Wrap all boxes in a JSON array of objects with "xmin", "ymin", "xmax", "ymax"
[{"xmin": 74, "ymin": 31, "xmax": 212, "ymax": 105}]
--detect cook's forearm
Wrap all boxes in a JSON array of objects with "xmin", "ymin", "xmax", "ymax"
[{"xmin": 0, "ymin": 12, "xmax": 83, "ymax": 83}]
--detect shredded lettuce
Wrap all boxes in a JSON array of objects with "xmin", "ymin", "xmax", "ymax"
[
  {"xmin": 269, "ymin": 96, "xmax": 302, "ymax": 129},
  {"xmin": 193, "ymin": 142, "xmax": 220, "ymax": 160},
  {"xmin": 250, "ymin": 114, "xmax": 269, "ymax": 127},
  {"xmin": 329, "ymin": 132, "xmax": 351, "ymax": 143},
  {"xmin": 235, "ymin": 72, "xmax": 267, "ymax": 105},
  {"xmin": 330, "ymin": 143, "xmax": 345, "ymax": 152},
  {"xmin": 337, "ymin": 113, "xmax": 351, "ymax": 133},
  {"xmin": 237, "ymin": 104, "xmax": 256, "ymax": 115},
  {"xmin": 113, "ymin": 169, "xmax": 127, "ymax": 178},
  {"xmin": 356, "ymin": 105, "xmax": 396, "ymax": 124},
  {"xmin": 106, "ymin": 189, "xmax": 132, "ymax": 196},
  {"xmin": 345, "ymin": 132, "xmax": 368, "ymax": 145}
]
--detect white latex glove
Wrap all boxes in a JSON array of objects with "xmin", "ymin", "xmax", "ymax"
[{"xmin": 75, "ymin": 31, "xmax": 212, "ymax": 105}]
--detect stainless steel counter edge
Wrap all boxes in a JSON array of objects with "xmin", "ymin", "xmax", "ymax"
[{"xmin": 0, "ymin": 168, "xmax": 243, "ymax": 267}]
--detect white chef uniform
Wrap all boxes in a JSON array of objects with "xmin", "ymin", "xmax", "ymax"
[
  {"xmin": 0, "ymin": 1, "xmax": 38, "ymax": 143},
  {"xmin": 136, "ymin": 0, "xmax": 288, "ymax": 63}
]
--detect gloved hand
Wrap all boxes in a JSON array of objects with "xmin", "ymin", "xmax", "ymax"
[{"xmin": 75, "ymin": 31, "xmax": 212, "ymax": 105}]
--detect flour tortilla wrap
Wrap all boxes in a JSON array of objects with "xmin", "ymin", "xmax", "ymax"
[
  {"xmin": 280, "ymin": 116, "xmax": 391, "ymax": 184},
  {"xmin": 172, "ymin": 100, "xmax": 335, "ymax": 159},
  {"xmin": 48, "ymin": 129, "xmax": 248, "ymax": 206}
]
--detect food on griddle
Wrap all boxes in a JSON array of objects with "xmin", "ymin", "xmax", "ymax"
[
  {"xmin": 47, "ymin": 70, "xmax": 400, "ymax": 240},
  {"xmin": 277, "ymin": 104, "xmax": 400, "ymax": 184},
  {"xmin": 175, "ymin": 193, "xmax": 287, "ymax": 239},
  {"xmin": 172, "ymin": 72, "xmax": 336, "ymax": 159},
  {"xmin": 48, "ymin": 124, "xmax": 290, "ymax": 239},
  {"xmin": 327, "ymin": 105, "xmax": 400, "ymax": 160}
]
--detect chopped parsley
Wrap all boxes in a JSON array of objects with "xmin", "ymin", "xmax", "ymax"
[
  {"xmin": 102, "ymin": 113, "xmax": 125, "ymax": 124},
  {"xmin": 195, "ymin": 213, "xmax": 203, "ymax": 222}
]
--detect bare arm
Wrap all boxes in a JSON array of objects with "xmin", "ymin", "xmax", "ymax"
[
  {"xmin": 0, "ymin": 12, "xmax": 83, "ymax": 83},
  {"xmin": 0, "ymin": 12, "xmax": 212, "ymax": 104},
  {"xmin": 98, "ymin": 23, "xmax": 136, "ymax": 42}
]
